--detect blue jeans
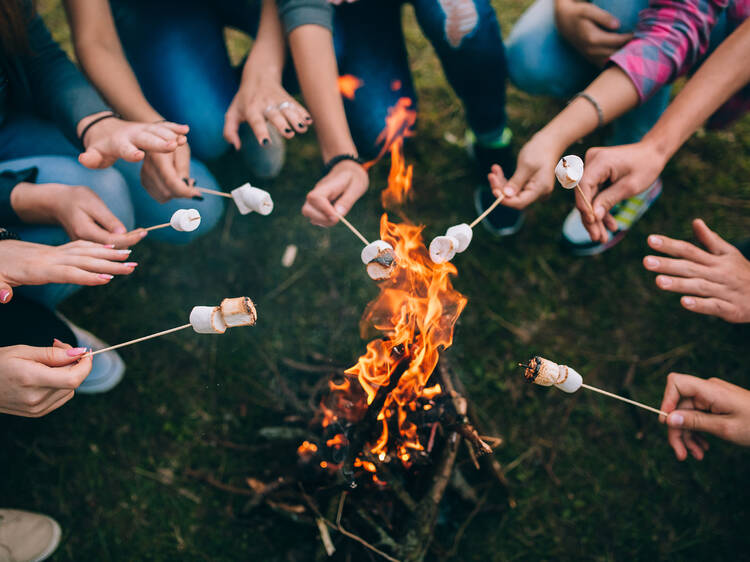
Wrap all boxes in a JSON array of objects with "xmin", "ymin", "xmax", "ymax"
[
  {"xmin": 505, "ymin": 0, "xmax": 671, "ymax": 145},
  {"xmin": 0, "ymin": 114, "xmax": 224, "ymax": 308},
  {"xmin": 110, "ymin": 0, "xmax": 508, "ymax": 160}
]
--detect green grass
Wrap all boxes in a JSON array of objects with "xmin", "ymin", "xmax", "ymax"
[{"xmin": 2, "ymin": 1, "xmax": 749, "ymax": 560}]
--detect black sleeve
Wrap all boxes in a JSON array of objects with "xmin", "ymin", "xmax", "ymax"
[{"xmin": 0, "ymin": 167, "xmax": 38, "ymax": 226}]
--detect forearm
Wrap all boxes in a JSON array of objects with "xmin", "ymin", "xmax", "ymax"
[
  {"xmin": 642, "ymin": 18, "xmax": 750, "ymax": 160},
  {"xmin": 288, "ymin": 24, "xmax": 357, "ymax": 160},
  {"xmin": 245, "ymin": 0, "xmax": 286, "ymax": 81},
  {"xmin": 537, "ymin": 66, "xmax": 639, "ymax": 150}
]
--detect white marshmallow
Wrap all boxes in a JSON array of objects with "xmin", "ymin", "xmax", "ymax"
[
  {"xmin": 556, "ymin": 366, "xmax": 583, "ymax": 393},
  {"xmin": 220, "ymin": 297, "xmax": 257, "ymax": 328},
  {"xmin": 429, "ymin": 235, "xmax": 459, "ymax": 264},
  {"xmin": 190, "ymin": 306, "xmax": 227, "ymax": 334},
  {"xmin": 555, "ymin": 155, "xmax": 584, "ymax": 189},
  {"xmin": 360, "ymin": 240, "xmax": 393, "ymax": 265},
  {"xmin": 170, "ymin": 209, "xmax": 201, "ymax": 232},
  {"xmin": 231, "ymin": 183, "xmax": 274, "ymax": 215},
  {"xmin": 445, "ymin": 223, "xmax": 473, "ymax": 253}
]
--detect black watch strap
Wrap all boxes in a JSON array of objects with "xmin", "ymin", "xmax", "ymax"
[
  {"xmin": 0, "ymin": 227, "xmax": 20, "ymax": 241},
  {"xmin": 322, "ymin": 154, "xmax": 364, "ymax": 177}
]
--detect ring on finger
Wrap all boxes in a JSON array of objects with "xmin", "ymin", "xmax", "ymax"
[
  {"xmin": 263, "ymin": 104, "xmax": 278, "ymax": 116},
  {"xmin": 278, "ymin": 101, "xmax": 292, "ymax": 110}
]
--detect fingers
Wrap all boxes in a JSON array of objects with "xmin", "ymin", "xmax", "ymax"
[
  {"xmin": 83, "ymin": 192, "xmax": 128, "ymax": 235},
  {"xmin": 643, "ymin": 255, "xmax": 708, "ymax": 280},
  {"xmin": 32, "ymin": 390, "xmax": 77, "ymax": 417},
  {"xmin": 174, "ymin": 145, "xmax": 192, "ymax": 184},
  {"xmin": 132, "ymin": 129, "xmax": 178, "ymax": 155},
  {"xmin": 500, "ymin": 166, "xmax": 540, "ymax": 210},
  {"xmin": 331, "ymin": 176, "xmax": 368, "ymax": 218},
  {"xmin": 55, "ymin": 265, "xmax": 116, "ymax": 286},
  {"xmin": 64, "ymin": 241, "xmax": 133, "ymax": 261},
  {"xmin": 680, "ymin": 296, "xmax": 740, "ymax": 322},
  {"xmin": 152, "ymin": 153, "xmax": 198, "ymax": 199},
  {"xmin": 264, "ymin": 107, "xmax": 295, "ymax": 139},
  {"xmin": 580, "ymin": 2, "xmax": 621, "ymax": 30},
  {"xmin": 280, "ymin": 102, "xmax": 310, "ymax": 134},
  {"xmin": 65, "ymin": 255, "xmax": 137, "ymax": 276},
  {"xmin": 660, "ymin": 373, "xmax": 727, "ymax": 417},
  {"xmin": 667, "ymin": 408, "xmax": 731, "ymax": 445},
  {"xmin": 692, "ymin": 218, "xmax": 735, "ymax": 255},
  {"xmin": 647, "ymin": 234, "xmax": 715, "ymax": 265},
  {"xmin": 590, "ymin": 178, "xmax": 635, "ymax": 223},
  {"xmin": 223, "ymin": 103, "xmax": 244, "ymax": 150},
  {"xmin": 17, "ymin": 344, "xmax": 88, "ymax": 369},
  {"xmin": 78, "ymin": 147, "xmax": 107, "ymax": 169},
  {"xmin": 652, "ymin": 274, "xmax": 723, "ymax": 297},
  {"xmin": 0, "ymin": 282, "xmax": 13, "ymax": 304},
  {"xmin": 159, "ymin": 122, "xmax": 190, "ymax": 137},
  {"xmin": 487, "ymin": 164, "xmax": 507, "ymax": 198}
]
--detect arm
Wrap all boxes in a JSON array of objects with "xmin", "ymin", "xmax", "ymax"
[{"xmin": 577, "ymin": 17, "xmax": 750, "ymax": 241}]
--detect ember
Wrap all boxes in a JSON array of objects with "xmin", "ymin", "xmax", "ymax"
[{"xmin": 338, "ymin": 74, "xmax": 364, "ymax": 100}]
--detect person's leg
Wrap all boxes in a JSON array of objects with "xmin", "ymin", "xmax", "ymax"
[
  {"xmin": 332, "ymin": 0, "xmax": 418, "ymax": 159},
  {"xmin": 114, "ymin": 158, "xmax": 225, "ymax": 244},
  {"xmin": 110, "ymin": 0, "xmax": 282, "ymax": 177},
  {"xmin": 0, "ymin": 155, "xmax": 135, "ymax": 308}
]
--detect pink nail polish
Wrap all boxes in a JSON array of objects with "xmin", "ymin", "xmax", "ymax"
[
  {"xmin": 117, "ymin": 249, "xmax": 132, "ymax": 255},
  {"xmin": 0, "ymin": 290, "xmax": 9, "ymax": 303},
  {"xmin": 124, "ymin": 262, "xmax": 138, "ymax": 268},
  {"xmin": 98, "ymin": 273, "xmax": 114, "ymax": 280},
  {"xmin": 67, "ymin": 347, "xmax": 87, "ymax": 356},
  {"xmin": 104, "ymin": 244, "xmax": 116, "ymax": 249}
]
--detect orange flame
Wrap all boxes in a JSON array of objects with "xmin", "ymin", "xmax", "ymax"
[
  {"xmin": 326, "ymin": 434, "xmax": 348, "ymax": 449},
  {"xmin": 297, "ymin": 441, "xmax": 318, "ymax": 456},
  {"xmin": 338, "ymin": 75, "xmax": 363, "ymax": 100}
]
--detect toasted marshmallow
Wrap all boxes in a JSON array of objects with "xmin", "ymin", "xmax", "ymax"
[
  {"xmin": 170, "ymin": 208, "xmax": 201, "ymax": 232},
  {"xmin": 231, "ymin": 183, "xmax": 274, "ymax": 215},
  {"xmin": 220, "ymin": 297, "xmax": 257, "ymax": 328},
  {"xmin": 365, "ymin": 246, "xmax": 397, "ymax": 281},
  {"xmin": 190, "ymin": 306, "xmax": 227, "ymax": 334},
  {"xmin": 361, "ymin": 240, "xmax": 393, "ymax": 265},
  {"xmin": 523, "ymin": 356, "xmax": 583, "ymax": 394},
  {"xmin": 429, "ymin": 235, "xmax": 459, "ymax": 264},
  {"xmin": 445, "ymin": 223, "xmax": 473, "ymax": 253},
  {"xmin": 555, "ymin": 155, "xmax": 584, "ymax": 189}
]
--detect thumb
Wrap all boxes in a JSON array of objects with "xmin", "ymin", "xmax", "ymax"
[
  {"xmin": 223, "ymin": 106, "xmax": 242, "ymax": 151},
  {"xmin": 86, "ymin": 194, "xmax": 127, "ymax": 235},
  {"xmin": 0, "ymin": 282, "xmax": 13, "ymax": 303},
  {"xmin": 591, "ymin": 178, "xmax": 633, "ymax": 221},
  {"xmin": 20, "ymin": 345, "xmax": 88, "ymax": 368},
  {"xmin": 581, "ymin": 3, "xmax": 620, "ymax": 29},
  {"xmin": 667, "ymin": 409, "xmax": 729, "ymax": 439},
  {"xmin": 78, "ymin": 148, "xmax": 106, "ymax": 169},
  {"xmin": 692, "ymin": 218, "xmax": 735, "ymax": 255}
]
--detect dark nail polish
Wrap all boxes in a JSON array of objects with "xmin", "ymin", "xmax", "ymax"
[
  {"xmin": 182, "ymin": 178, "xmax": 190, "ymax": 185},
  {"xmin": 262, "ymin": 138, "xmax": 270, "ymax": 146},
  {"xmin": 305, "ymin": 116, "xmax": 312, "ymax": 122},
  {"xmin": 285, "ymin": 128, "xmax": 292, "ymax": 133},
  {"xmin": 298, "ymin": 123, "xmax": 304, "ymax": 128},
  {"xmin": 192, "ymin": 195, "xmax": 205, "ymax": 201}
]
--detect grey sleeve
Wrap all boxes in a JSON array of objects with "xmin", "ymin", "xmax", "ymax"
[
  {"xmin": 276, "ymin": 0, "xmax": 333, "ymax": 33},
  {"xmin": 21, "ymin": 12, "xmax": 110, "ymax": 145}
]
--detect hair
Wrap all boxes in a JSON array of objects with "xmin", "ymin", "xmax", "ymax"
[{"xmin": 0, "ymin": 0, "xmax": 31, "ymax": 56}]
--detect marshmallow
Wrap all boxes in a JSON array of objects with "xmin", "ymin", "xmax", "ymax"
[
  {"xmin": 555, "ymin": 155, "xmax": 584, "ymax": 189},
  {"xmin": 366, "ymin": 247, "xmax": 397, "ymax": 281},
  {"xmin": 429, "ymin": 235, "xmax": 459, "ymax": 264},
  {"xmin": 170, "ymin": 209, "xmax": 201, "ymax": 232},
  {"xmin": 220, "ymin": 297, "xmax": 257, "ymax": 328},
  {"xmin": 190, "ymin": 306, "xmax": 227, "ymax": 334},
  {"xmin": 231, "ymin": 183, "xmax": 274, "ymax": 215},
  {"xmin": 445, "ymin": 223, "xmax": 473, "ymax": 253},
  {"xmin": 522, "ymin": 356, "xmax": 583, "ymax": 394},
  {"xmin": 361, "ymin": 240, "xmax": 393, "ymax": 265}
]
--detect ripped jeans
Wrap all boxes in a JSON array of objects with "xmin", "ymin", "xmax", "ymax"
[{"xmin": 332, "ymin": 0, "xmax": 508, "ymax": 158}]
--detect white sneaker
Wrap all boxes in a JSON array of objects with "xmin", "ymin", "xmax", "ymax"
[
  {"xmin": 0, "ymin": 509, "xmax": 61, "ymax": 562},
  {"xmin": 58, "ymin": 316, "xmax": 125, "ymax": 394}
]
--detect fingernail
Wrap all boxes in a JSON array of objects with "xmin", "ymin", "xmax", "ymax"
[
  {"xmin": 334, "ymin": 204, "xmax": 347, "ymax": 216},
  {"xmin": 649, "ymin": 235, "xmax": 662, "ymax": 247},
  {"xmin": 611, "ymin": 18, "xmax": 620, "ymax": 28},
  {"xmin": 98, "ymin": 273, "xmax": 114, "ymax": 280},
  {"xmin": 0, "ymin": 290, "xmax": 10, "ymax": 303},
  {"xmin": 644, "ymin": 256, "xmax": 658, "ymax": 269},
  {"xmin": 262, "ymin": 138, "xmax": 270, "ymax": 146},
  {"xmin": 192, "ymin": 195, "xmax": 205, "ymax": 201},
  {"xmin": 668, "ymin": 413, "xmax": 684, "ymax": 427},
  {"xmin": 503, "ymin": 187, "xmax": 514, "ymax": 196},
  {"xmin": 67, "ymin": 347, "xmax": 87, "ymax": 356},
  {"xmin": 117, "ymin": 249, "xmax": 131, "ymax": 255},
  {"xmin": 595, "ymin": 205, "xmax": 605, "ymax": 219},
  {"xmin": 657, "ymin": 276, "xmax": 672, "ymax": 288},
  {"xmin": 683, "ymin": 297, "xmax": 695, "ymax": 307},
  {"xmin": 104, "ymin": 244, "xmax": 116, "ymax": 249},
  {"xmin": 298, "ymin": 122, "xmax": 304, "ymax": 128},
  {"xmin": 140, "ymin": 230, "xmax": 148, "ymax": 237},
  {"xmin": 113, "ymin": 226, "xmax": 127, "ymax": 234},
  {"xmin": 124, "ymin": 262, "xmax": 138, "ymax": 268},
  {"xmin": 284, "ymin": 128, "xmax": 292, "ymax": 133}
]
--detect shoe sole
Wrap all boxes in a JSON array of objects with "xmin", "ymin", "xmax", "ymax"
[{"xmin": 472, "ymin": 188, "xmax": 524, "ymax": 237}]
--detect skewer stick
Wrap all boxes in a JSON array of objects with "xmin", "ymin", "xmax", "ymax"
[
  {"xmin": 470, "ymin": 193, "xmax": 505, "ymax": 229},
  {"xmin": 336, "ymin": 214, "xmax": 370, "ymax": 246},
  {"xmin": 575, "ymin": 185, "xmax": 595, "ymax": 216},
  {"xmin": 89, "ymin": 324, "xmax": 192, "ymax": 356},
  {"xmin": 580, "ymin": 383, "xmax": 668, "ymax": 417},
  {"xmin": 141, "ymin": 216, "xmax": 200, "ymax": 232},
  {"xmin": 197, "ymin": 187, "xmax": 233, "ymax": 199}
]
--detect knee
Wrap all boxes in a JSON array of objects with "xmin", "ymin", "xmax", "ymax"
[
  {"xmin": 506, "ymin": 35, "xmax": 564, "ymax": 96},
  {"xmin": 171, "ymin": 101, "xmax": 230, "ymax": 161}
]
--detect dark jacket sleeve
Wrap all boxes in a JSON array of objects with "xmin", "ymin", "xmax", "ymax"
[
  {"xmin": 277, "ymin": 0, "xmax": 333, "ymax": 33},
  {"xmin": 18, "ymin": 11, "xmax": 109, "ymax": 144},
  {"xmin": 0, "ymin": 167, "xmax": 38, "ymax": 226}
]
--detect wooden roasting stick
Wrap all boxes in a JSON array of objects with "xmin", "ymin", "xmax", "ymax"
[
  {"xmin": 469, "ymin": 193, "xmax": 504, "ymax": 229},
  {"xmin": 336, "ymin": 213, "xmax": 400, "ymax": 281},
  {"xmin": 336, "ymin": 213, "xmax": 370, "ymax": 245},
  {"xmin": 197, "ymin": 186, "xmax": 233, "ymax": 199},
  {"xmin": 142, "ymin": 216, "xmax": 200, "ymax": 232},
  {"xmin": 520, "ymin": 357, "xmax": 668, "ymax": 417},
  {"xmin": 90, "ymin": 324, "xmax": 192, "ymax": 356}
]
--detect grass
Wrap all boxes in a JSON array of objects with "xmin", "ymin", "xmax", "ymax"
[{"xmin": 2, "ymin": 1, "xmax": 749, "ymax": 560}]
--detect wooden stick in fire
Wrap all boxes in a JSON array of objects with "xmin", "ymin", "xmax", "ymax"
[
  {"xmin": 555, "ymin": 155, "xmax": 595, "ymax": 216},
  {"xmin": 141, "ymin": 209, "xmax": 201, "ymax": 233},
  {"xmin": 89, "ymin": 297, "xmax": 257, "ymax": 357},
  {"xmin": 519, "ymin": 356, "xmax": 668, "ymax": 417},
  {"xmin": 335, "ymin": 213, "xmax": 399, "ymax": 281}
]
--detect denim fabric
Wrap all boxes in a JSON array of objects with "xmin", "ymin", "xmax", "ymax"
[{"xmin": 505, "ymin": 0, "xmax": 672, "ymax": 145}]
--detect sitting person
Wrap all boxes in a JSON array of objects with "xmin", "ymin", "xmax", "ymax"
[
  {"xmin": 276, "ymin": 0, "xmax": 514, "ymax": 228},
  {"xmin": 486, "ymin": 0, "xmax": 747, "ymax": 255},
  {"xmin": 660, "ymin": 373, "xmax": 750, "ymax": 461}
]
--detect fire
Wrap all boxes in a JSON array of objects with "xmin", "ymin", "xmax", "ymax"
[
  {"xmin": 297, "ymin": 441, "xmax": 318, "ymax": 456},
  {"xmin": 338, "ymin": 75, "xmax": 363, "ymax": 100}
]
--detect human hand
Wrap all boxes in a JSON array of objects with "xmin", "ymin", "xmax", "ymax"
[
  {"xmin": 660, "ymin": 373, "xmax": 750, "ymax": 460},
  {"xmin": 0, "ymin": 239, "xmax": 136, "ymax": 303},
  {"xmin": 577, "ymin": 143, "xmax": 666, "ymax": 242},
  {"xmin": 78, "ymin": 113, "xmax": 189, "ymax": 169},
  {"xmin": 140, "ymin": 143, "xmax": 201, "ymax": 202},
  {"xmin": 644, "ymin": 219, "xmax": 750, "ymax": 323},
  {"xmin": 0, "ymin": 341, "xmax": 92, "ymax": 417},
  {"xmin": 224, "ymin": 71, "xmax": 312, "ymax": 149},
  {"xmin": 10, "ymin": 182, "xmax": 146, "ymax": 248},
  {"xmin": 301, "ymin": 160, "xmax": 369, "ymax": 226},
  {"xmin": 554, "ymin": 0, "xmax": 632, "ymax": 67},
  {"xmin": 489, "ymin": 133, "xmax": 561, "ymax": 209}
]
